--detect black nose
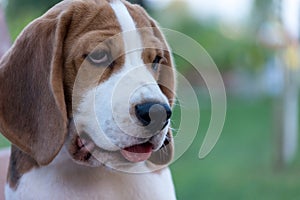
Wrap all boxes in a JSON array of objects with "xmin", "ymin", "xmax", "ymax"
[{"xmin": 135, "ymin": 102, "xmax": 172, "ymax": 128}]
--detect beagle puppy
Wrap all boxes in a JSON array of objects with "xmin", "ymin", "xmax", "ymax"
[{"xmin": 0, "ymin": 0, "xmax": 176, "ymax": 199}]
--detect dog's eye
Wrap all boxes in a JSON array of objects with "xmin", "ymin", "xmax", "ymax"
[
  {"xmin": 152, "ymin": 56, "xmax": 162, "ymax": 71},
  {"xmin": 87, "ymin": 51, "xmax": 109, "ymax": 66}
]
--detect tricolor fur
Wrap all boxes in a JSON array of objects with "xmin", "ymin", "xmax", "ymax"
[{"xmin": 0, "ymin": 0, "xmax": 176, "ymax": 199}]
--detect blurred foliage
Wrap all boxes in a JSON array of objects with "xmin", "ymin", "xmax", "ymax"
[
  {"xmin": 6, "ymin": 0, "xmax": 60, "ymax": 17},
  {"xmin": 5, "ymin": 0, "xmax": 60, "ymax": 40},
  {"xmin": 0, "ymin": 134, "xmax": 9, "ymax": 148},
  {"xmin": 149, "ymin": 1, "xmax": 274, "ymax": 73},
  {"xmin": 251, "ymin": 0, "xmax": 276, "ymax": 30}
]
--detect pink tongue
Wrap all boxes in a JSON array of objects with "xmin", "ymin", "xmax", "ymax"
[{"xmin": 121, "ymin": 143, "xmax": 153, "ymax": 163}]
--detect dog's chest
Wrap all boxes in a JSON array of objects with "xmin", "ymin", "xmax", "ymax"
[{"xmin": 5, "ymin": 161, "xmax": 176, "ymax": 200}]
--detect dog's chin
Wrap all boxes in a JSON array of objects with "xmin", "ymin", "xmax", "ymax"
[{"xmin": 66, "ymin": 131, "xmax": 167, "ymax": 168}]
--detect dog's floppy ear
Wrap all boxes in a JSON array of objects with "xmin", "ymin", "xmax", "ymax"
[
  {"xmin": 149, "ymin": 21, "xmax": 176, "ymax": 166},
  {"xmin": 0, "ymin": 2, "xmax": 73, "ymax": 165}
]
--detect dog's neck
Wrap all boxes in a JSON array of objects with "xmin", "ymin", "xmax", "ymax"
[{"xmin": 6, "ymin": 146, "xmax": 176, "ymax": 200}]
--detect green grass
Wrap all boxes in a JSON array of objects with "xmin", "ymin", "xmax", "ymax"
[
  {"xmin": 0, "ymin": 134, "xmax": 9, "ymax": 148},
  {"xmin": 6, "ymin": 9, "xmax": 42, "ymax": 41},
  {"xmin": 170, "ymin": 97, "xmax": 300, "ymax": 200}
]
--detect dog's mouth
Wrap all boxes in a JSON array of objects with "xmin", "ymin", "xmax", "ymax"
[
  {"xmin": 120, "ymin": 142, "xmax": 153, "ymax": 163},
  {"xmin": 74, "ymin": 134, "xmax": 156, "ymax": 163},
  {"xmin": 73, "ymin": 135, "xmax": 96, "ymax": 161},
  {"xmin": 77, "ymin": 135, "xmax": 95, "ymax": 152}
]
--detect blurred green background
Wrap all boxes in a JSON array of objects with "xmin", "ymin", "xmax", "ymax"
[{"xmin": 1, "ymin": 0, "xmax": 300, "ymax": 199}]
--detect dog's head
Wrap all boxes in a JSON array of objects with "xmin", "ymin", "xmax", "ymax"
[{"xmin": 0, "ymin": 0, "xmax": 175, "ymax": 170}]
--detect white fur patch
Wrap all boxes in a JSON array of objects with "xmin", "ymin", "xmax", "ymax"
[
  {"xmin": 110, "ymin": 0, "xmax": 144, "ymax": 61},
  {"xmin": 5, "ymin": 149, "xmax": 176, "ymax": 200}
]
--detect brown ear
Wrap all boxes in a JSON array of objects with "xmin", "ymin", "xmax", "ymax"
[
  {"xmin": 0, "ymin": 2, "xmax": 72, "ymax": 165},
  {"xmin": 149, "ymin": 20, "xmax": 176, "ymax": 165}
]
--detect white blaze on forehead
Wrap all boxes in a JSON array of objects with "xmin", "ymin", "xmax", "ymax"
[
  {"xmin": 109, "ymin": 0, "xmax": 169, "ymax": 108},
  {"xmin": 110, "ymin": 0, "xmax": 143, "ymax": 65}
]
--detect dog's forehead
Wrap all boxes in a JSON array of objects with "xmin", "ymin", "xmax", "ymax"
[
  {"xmin": 110, "ymin": 0, "xmax": 144, "ymax": 63},
  {"xmin": 68, "ymin": 0, "xmax": 158, "ymax": 38},
  {"xmin": 65, "ymin": 0, "xmax": 164, "ymax": 60},
  {"xmin": 109, "ymin": 0, "xmax": 163, "ymax": 51}
]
